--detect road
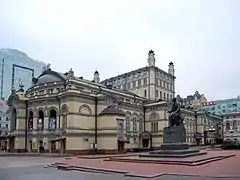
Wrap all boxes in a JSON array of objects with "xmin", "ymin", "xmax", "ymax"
[{"xmin": 0, "ymin": 156, "xmax": 238, "ymax": 180}]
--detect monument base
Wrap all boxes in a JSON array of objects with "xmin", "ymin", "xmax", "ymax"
[
  {"xmin": 148, "ymin": 125, "xmax": 201, "ymax": 158},
  {"xmin": 160, "ymin": 142, "xmax": 189, "ymax": 150}
]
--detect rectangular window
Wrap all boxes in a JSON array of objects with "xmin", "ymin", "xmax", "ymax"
[
  {"xmin": 138, "ymin": 79, "xmax": 141, "ymax": 86},
  {"xmin": 143, "ymin": 78, "xmax": 148, "ymax": 85},
  {"xmin": 144, "ymin": 89, "xmax": 147, "ymax": 97},
  {"xmin": 132, "ymin": 81, "xmax": 136, "ymax": 88},
  {"xmin": 167, "ymin": 93, "xmax": 169, "ymax": 101},
  {"xmin": 48, "ymin": 89, "xmax": 54, "ymax": 94},
  {"xmin": 127, "ymin": 82, "xmax": 131, "ymax": 89},
  {"xmin": 156, "ymin": 90, "xmax": 158, "ymax": 97},
  {"xmin": 160, "ymin": 91, "xmax": 162, "ymax": 99},
  {"xmin": 122, "ymin": 84, "xmax": 126, "ymax": 90}
]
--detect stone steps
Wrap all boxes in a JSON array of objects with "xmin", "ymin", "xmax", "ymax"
[
  {"xmin": 140, "ymin": 151, "xmax": 207, "ymax": 158},
  {"xmin": 106, "ymin": 154, "xmax": 235, "ymax": 166}
]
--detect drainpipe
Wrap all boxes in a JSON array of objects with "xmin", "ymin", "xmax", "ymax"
[
  {"xmin": 58, "ymin": 97, "xmax": 61, "ymax": 129},
  {"xmin": 195, "ymin": 111, "xmax": 198, "ymax": 133},
  {"xmin": 143, "ymin": 106, "xmax": 146, "ymax": 131},
  {"xmin": 94, "ymin": 96, "xmax": 98, "ymax": 154},
  {"xmin": 25, "ymin": 101, "xmax": 28, "ymax": 152}
]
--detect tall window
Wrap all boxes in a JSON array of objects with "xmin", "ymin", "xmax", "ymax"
[
  {"xmin": 163, "ymin": 92, "xmax": 166, "ymax": 100},
  {"xmin": 225, "ymin": 122, "xmax": 230, "ymax": 131},
  {"xmin": 144, "ymin": 89, "xmax": 147, "ymax": 97},
  {"xmin": 132, "ymin": 117, "xmax": 137, "ymax": 133},
  {"xmin": 156, "ymin": 90, "xmax": 158, "ymax": 98},
  {"xmin": 139, "ymin": 116, "xmax": 143, "ymax": 132},
  {"xmin": 143, "ymin": 78, "xmax": 148, "ymax": 85},
  {"xmin": 167, "ymin": 93, "xmax": 169, "ymax": 101},
  {"xmin": 151, "ymin": 122, "xmax": 158, "ymax": 133},
  {"xmin": 233, "ymin": 121, "xmax": 237, "ymax": 130},
  {"xmin": 149, "ymin": 112, "xmax": 160, "ymax": 133},
  {"xmin": 126, "ymin": 115, "xmax": 131, "ymax": 133},
  {"xmin": 160, "ymin": 91, "xmax": 162, "ymax": 99},
  {"xmin": 132, "ymin": 81, "xmax": 136, "ymax": 88},
  {"xmin": 138, "ymin": 79, "xmax": 141, "ymax": 86}
]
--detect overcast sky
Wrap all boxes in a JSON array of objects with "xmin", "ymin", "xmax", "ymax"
[{"xmin": 0, "ymin": 0, "xmax": 239, "ymax": 100}]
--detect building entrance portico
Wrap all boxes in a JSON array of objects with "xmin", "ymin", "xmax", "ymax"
[
  {"xmin": 140, "ymin": 131, "xmax": 152, "ymax": 148},
  {"xmin": 49, "ymin": 137, "xmax": 66, "ymax": 153}
]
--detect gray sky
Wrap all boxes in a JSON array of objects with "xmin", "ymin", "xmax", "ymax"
[{"xmin": 0, "ymin": 0, "xmax": 239, "ymax": 100}]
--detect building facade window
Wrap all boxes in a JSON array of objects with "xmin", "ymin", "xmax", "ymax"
[
  {"xmin": 233, "ymin": 121, "xmax": 238, "ymax": 130},
  {"xmin": 143, "ymin": 78, "xmax": 148, "ymax": 85},
  {"xmin": 132, "ymin": 116, "xmax": 137, "ymax": 133},
  {"xmin": 225, "ymin": 122, "xmax": 230, "ymax": 131},
  {"xmin": 139, "ymin": 116, "xmax": 143, "ymax": 132},
  {"xmin": 144, "ymin": 89, "xmax": 147, "ymax": 97},
  {"xmin": 126, "ymin": 115, "xmax": 131, "ymax": 133},
  {"xmin": 156, "ymin": 90, "xmax": 158, "ymax": 98},
  {"xmin": 138, "ymin": 79, "xmax": 141, "ymax": 86}
]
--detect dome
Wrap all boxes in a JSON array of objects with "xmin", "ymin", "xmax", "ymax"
[
  {"xmin": 99, "ymin": 106, "xmax": 125, "ymax": 116},
  {"xmin": 33, "ymin": 69, "xmax": 67, "ymax": 86}
]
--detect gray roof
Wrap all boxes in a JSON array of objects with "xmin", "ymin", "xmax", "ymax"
[
  {"xmin": 33, "ymin": 69, "xmax": 67, "ymax": 86},
  {"xmin": 99, "ymin": 106, "xmax": 125, "ymax": 116}
]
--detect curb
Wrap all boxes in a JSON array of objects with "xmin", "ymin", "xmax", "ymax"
[{"xmin": 47, "ymin": 163, "xmax": 240, "ymax": 179}]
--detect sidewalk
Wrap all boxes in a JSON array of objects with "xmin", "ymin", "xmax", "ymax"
[{"xmin": 0, "ymin": 152, "xmax": 73, "ymax": 158}]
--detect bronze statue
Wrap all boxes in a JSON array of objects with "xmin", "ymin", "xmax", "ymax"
[{"xmin": 167, "ymin": 98, "xmax": 183, "ymax": 126}]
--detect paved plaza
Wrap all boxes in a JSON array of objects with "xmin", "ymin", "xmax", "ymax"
[{"xmin": 0, "ymin": 149, "xmax": 240, "ymax": 180}]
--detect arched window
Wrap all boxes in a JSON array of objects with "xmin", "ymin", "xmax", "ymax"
[
  {"xmin": 126, "ymin": 115, "xmax": 131, "ymax": 133},
  {"xmin": 28, "ymin": 111, "xmax": 33, "ymax": 130},
  {"xmin": 132, "ymin": 116, "xmax": 137, "ymax": 133},
  {"xmin": 48, "ymin": 109, "xmax": 57, "ymax": 130},
  {"xmin": 226, "ymin": 122, "xmax": 230, "ymax": 131},
  {"xmin": 37, "ymin": 110, "xmax": 44, "ymax": 130},
  {"xmin": 233, "ymin": 121, "xmax": 237, "ymax": 130}
]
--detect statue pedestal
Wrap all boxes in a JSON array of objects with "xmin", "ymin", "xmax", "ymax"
[
  {"xmin": 148, "ymin": 125, "xmax": 204, "ymax": 158},
  {"xmin": 160, "ymin": 125, "xmax": 189, "ymax": 150}
]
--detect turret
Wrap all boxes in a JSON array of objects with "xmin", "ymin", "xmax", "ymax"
[
  {"xmin": 147, "ymin": 50, "xmax": 156, "ymax": 67},
  {"xmin": 68, "ymin": 68, "xmax": 74, "ymax": 78},
  {"xmin": 168, "ymin": 62, "xmax": 175, "ymax": 76},
  {"xmin": 94, "ymin": 70, "xmax": 100, "ymax": 83}
]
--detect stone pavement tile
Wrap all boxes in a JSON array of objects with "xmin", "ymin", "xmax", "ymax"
[
  {"xmin": 157, "ymin": 175, "xmax": 240, "ymax": 180},
  {"xmin": 54, "ymin": 150, "xmax": 240, "ymax": 178}
]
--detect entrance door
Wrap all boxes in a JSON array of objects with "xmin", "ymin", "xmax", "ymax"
[
  {"xmin": 61, "ymin": 139, "xmax": 66, "ymax": 154},
  {"xmin": 50, "ymin": 141, "xmax": 56, "ymax": 153},
  {"xmin": 28, "ymin": 141, "xmax": 33, "ymax": 152},
  {"xmin": 9, "ymin": 138, "xmax": 14, "ymax": 152},
  {"xmin": 142, "ymin": 139, "xmax": 149, "ymax": 148},
  {"xmin": 117, "ymin": 141, "xmax": 124, "ymax": 153}
]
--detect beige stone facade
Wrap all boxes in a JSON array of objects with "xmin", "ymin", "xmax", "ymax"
[
  {"xmin": 5, "ymin": 69, "xmax": 222, "ymax": 154},
  {"xmin": 5, "ymin": 51, "xmax": 222, "ymax": 154}
]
